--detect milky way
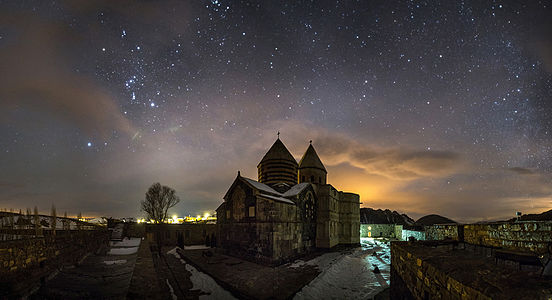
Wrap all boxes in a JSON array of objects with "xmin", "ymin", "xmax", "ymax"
[{"xmin": 1, "ymin": 1, "xmax": 551, "ymax": 222}]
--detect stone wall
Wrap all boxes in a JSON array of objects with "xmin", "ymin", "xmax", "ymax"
[
  {"xmin": 390, "ymin": 241, "xmax": 552, "ymax": 299},
  {"xmin": 390, "ymin": 242, "xmax": 489, "ymax": 300},
  {"xmin": 338, "ymin": 192, "xmax": 360, "ymax": 244},
  {"xmin": 0, "ymin": 230, "xmax": 109, "ymax": 297},
  {"xmin": 145, "ymin": 223, "xmax": 216, "ymax": 246},
  {"xmin": 425, "ymin": 224, "xmax": 460, "ymax": 241},
  {"xmin": 401, "ymin": 229, "xmax": 426, "ymax": 241},
  {"xmin": 360, "ymin": 224, "xmax": 397, "ymax": 238},
  {"xmin": 463, "ymin": 221, "xmax": 552, "ymax": 253}
]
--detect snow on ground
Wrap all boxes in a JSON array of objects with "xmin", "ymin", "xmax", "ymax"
[
  {"xmin": 108, "ymin": 246, "xmax": 139, "ymax": 255},
  {"xmin": 166, "ymin": 279, "xmax": 178, "ymax": 300},
  {"xmin": 183, "ymin": 245, "xmax": 211, "ymax": 250},
  {"xmin": 293, "ymin": 238, "xmax": 390, "ymax": 300},
  {"xmin": 107, "ymin": 237, "xmax": 141, "ymax": 255},
  {"xmin": 103, "ymin": 260, "xmax": 127, "ymax": 265},
  {"xmin": 185, "ymin": 264, "xmax": 237, "ymax": 300},
  {"xmin": 110, "ymin": 237, "xmax": 141, "ymax": 247},
  {"xmin": 167, "ymin": 247, "xmax": 237, "ymax": 300}
]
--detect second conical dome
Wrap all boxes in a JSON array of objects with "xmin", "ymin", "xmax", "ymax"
[{"xmin": 299, "ymin": 144, "xmax": 326, "ymax": 172}]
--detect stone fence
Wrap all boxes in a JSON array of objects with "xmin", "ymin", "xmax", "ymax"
[
  {"xmin": 0, "ymin": 229, "xmax": 109, "ymax": 298},
  {"xmin": 361, "ymin": 221, "xmax": 551, "ymax": 254}
]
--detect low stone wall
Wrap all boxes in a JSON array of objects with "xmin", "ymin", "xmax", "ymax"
[
  {"xmin": 463, "ymin": 221, "xmax": 552, "ymax": 253},
  {"xmin": 390, "ymin": 242, "xmax": 489, "ymax": 300},
  {"xmin": 390, "ymin": 241, "xmax": 552, "ymax": 299},
  {"xmin": 0, "ymin": 230, "xmax": 109, "ymax": 297}
]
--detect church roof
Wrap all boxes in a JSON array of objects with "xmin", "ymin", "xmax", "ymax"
[
  {"xmin": 299, "ymin": 144, "xmax": 326, "ymax": 172},
  {"xmin": 258, "ymin": 138, "xmax": 297, "ymax": 166},
  {"xmin": 282, "ymin": 182, "xmax": 311, "ymax": 197},
  {"xmin": 224, "ymin": 175, "xmax": 309, "ymax": 205},
  {"xmin": 258, "ymin": 194, "xmax": 295, "ymax": 204},
  {"xmin": 242, "ymin": 177, "xmax": 280, "ymax": 195}
]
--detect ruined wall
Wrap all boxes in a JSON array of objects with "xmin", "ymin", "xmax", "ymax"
[
  {"xmin": 390, "ymin": 242, "xmax": 490, "ymax": 300},
  {"xmin": 360, "ymin": 224, "xmax": 396, "ymax": 238},
  {"xmin": 0, "ymin": 230, "xmax": 109, "ymax": 297},
  {"xmin": 463, "ymin": 221, "xmax": 552, "ymax": 253},
  {"xmin": 425, "ymin": 225, "xmax": 460, "ymax": 241}
]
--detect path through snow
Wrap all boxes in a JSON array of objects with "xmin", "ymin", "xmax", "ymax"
[
  {"xmin": 293, "ymin": 238, "xmax": 390, "ymax": 299},
  {"xmin": 167, "ymin": 247, "xmax": 237, "ymax": 300}
]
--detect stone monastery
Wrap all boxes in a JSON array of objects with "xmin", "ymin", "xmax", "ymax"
[{"xmin": 216, "ymin": 137, "xmax": 360, "ymax": 264}]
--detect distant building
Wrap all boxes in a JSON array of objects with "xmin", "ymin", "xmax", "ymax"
[{"xmin": 216, "ymin": 137, "xmax": 360, "ymax": 264}]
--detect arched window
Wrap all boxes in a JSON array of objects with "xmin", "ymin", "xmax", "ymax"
[{"xmin": 310, "ymin": 175, "xmax": 314, "ymax": 182}]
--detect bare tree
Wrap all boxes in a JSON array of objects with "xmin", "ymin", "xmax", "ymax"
[
  {"xmin": 141, "ymin": 183, "xmax": 180, "ymax": 224},
  {"xmin": 51, "ymin": 204, "xmax": 56, "ymax": 235},
  {"xmin": 141, "ymin": 183, "xmax": 180, "ymax": 251},
  {"xmin": 34, "ymin": 206, "xmax": 40, "ymax": 236}
]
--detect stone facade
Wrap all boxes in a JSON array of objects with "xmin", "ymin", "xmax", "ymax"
[{"xmin": 217, "ymin": 138, "xmax": 360, "ymax": 264}]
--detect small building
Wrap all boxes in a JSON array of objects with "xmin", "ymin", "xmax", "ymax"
[{"xmin": 216, "ymin": 137, "xmax": 360, "ymax": 265}]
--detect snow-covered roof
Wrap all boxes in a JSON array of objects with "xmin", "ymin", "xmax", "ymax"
[
  {"xmin": 258, "ymin": 194, "xmax": 295, "ymax": 204},
  {"xmin": 242, "ymin": 177, "xmax": 280, "ymax": 195},
  {"xmin": 88, "ymin": 217, "xmax": 107, "ymax": 224},
  {"xmin": 282, "ymin": 182, "xmax": 310, "ymax": 197},
  {"xmin": 225, "ymin": 176, "xmax": 312, "ymax": 205}
]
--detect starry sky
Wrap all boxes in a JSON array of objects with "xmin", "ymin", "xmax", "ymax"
[{"xmin": 1, "ymin": 0, "xmax": 551, "ymax": 222}]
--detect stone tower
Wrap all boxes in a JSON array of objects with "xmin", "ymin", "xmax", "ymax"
[
  {"xmin": 298, "ymin": 142, "xmax": 327, "ymax": 184},
  {"xmin": 257, "ymin": 138, "xmax": 298, "ymax": 188}
]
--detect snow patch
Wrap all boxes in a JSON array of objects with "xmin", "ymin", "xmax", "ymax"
[
  {"xmin": 185, "ymin": 264, "xmax": 237, "ymax": 300},
  {"xmin": 103, "ymin": 260, "xmax": 127, "ymax": 265},
  {"xmin": 166, "ymin": 247, "xmax": 236, "ymax": 299},
  {"xmin": 108, "ymin": 247, "xmax": 139, "ymax": 255},
  {"xmin": 166, "ymin": 279, "xmax": 177, "ymax": 300},
  {"xmin": 110, "ymin": 237, "xmax": 141, "ymax": 247},
  {"xmin": 184, "ymin": 245, "xmax": 211, "ymax": 250}
]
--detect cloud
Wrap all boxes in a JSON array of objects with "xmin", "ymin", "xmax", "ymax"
[
  {"xmin": 507, "ymin": 167, "xmax": 535, "ymax": 175},
  {"xmin": 263, "ymin": 121, "xmax": 464, "ymax": 180},
  {"xmin": 0, "ymin": 12, "xmax": 133, "ymax": 138}
]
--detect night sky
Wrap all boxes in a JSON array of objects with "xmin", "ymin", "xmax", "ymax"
[{"xmin": 1, "ymin": 1, "xmax": 551, "ymax": 222}]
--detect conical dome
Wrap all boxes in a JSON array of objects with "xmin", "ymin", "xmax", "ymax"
[
  {"xmin": 259, "ymin": 138, "xmax": 297, "ymax": 165},
  {"xmin": 299, "ymin": 144, "xmax": 326, "ymax": 172},
  {"xmin": 257, "ymin": 138, "xmax": 298, "ymax": 187},
  {"xmin": 298, "ymin": 143, "xmax": 327, "ymax": 184}
]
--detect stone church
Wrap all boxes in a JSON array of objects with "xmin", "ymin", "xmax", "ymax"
[{"xmin": 216, "ymin": 137, "xmax": 360, "ymax": 265}]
